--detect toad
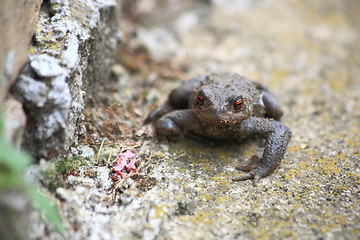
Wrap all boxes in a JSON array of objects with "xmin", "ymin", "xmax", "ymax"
[{"xmin": 145, "ymin": 73, "xmax": 291, "ymax": 184}]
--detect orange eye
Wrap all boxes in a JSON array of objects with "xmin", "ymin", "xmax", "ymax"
[
  {"xmin": 196, "ymin": 93, "xmax": 204, "ymax": 105},
  {"xmin": 234, "ymin": 97, "xmax": 244, "ymax": 110}
]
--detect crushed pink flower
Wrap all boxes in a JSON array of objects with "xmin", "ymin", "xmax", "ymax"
[{"xmin": 113, "ymin": 150, "xmax": 137, "ymax": 179}]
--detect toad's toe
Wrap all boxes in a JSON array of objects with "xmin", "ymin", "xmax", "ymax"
[{"xmin": 235, "ymin": 155, "xmax": 261, "ymax": 172}]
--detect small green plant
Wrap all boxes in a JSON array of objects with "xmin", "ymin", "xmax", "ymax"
[
  {"xmin": 0, "ymin": 110, "xmax": 65, "ymax": 234},
  {"xmin": 56, "ymin": 155, "xmax": 89, "ymax": 174}
]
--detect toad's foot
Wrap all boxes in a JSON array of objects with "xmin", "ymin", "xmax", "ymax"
[
  {"xmin": 152, "ymin": 109, "xmax": 196, "ymax": 140},
  {"xmin": 232, "ymin": 155, "xmax": 265, "ymax": 186},
  {"xmin": 154, "ymin": 117, "xmax": 181, "ymax": 139}
]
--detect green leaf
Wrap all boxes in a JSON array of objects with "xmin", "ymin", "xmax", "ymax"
[
  {"xmin": 0, "ymin": 139, "xmax": 32, "ymax": 172},
  {"xmin": 26, "ymin": 186, "xmax": 66, "ymax": 235},
  {"xmin": 0, "ymin": 110, "xmax": 65, "ymax": 235},
  {"xmin": 0, "ymin": 170, "xmax": 23, "ymax": 190},
  {"xmin": 0, "ymin": 109, "xmax": 3, "ymax": 137}
]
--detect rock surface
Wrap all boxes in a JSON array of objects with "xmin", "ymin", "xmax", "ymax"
[
  {"xmin": 11, "ymin": 0, "xmax": 123, "ymax": 160},
  {"xmin": 0, "ymin": 0, "xmax": 42, "ymax": 102},
  {"xmin": 2, "ymin": 98, "xmax": 27, "ymax": 148},
  {"xmin": 29, "ymin": 0, "xmax": 360, "ymax": 239}
]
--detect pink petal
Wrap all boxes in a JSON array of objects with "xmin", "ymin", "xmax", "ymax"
[
  {"xmin": 113, "ymin": 165, "xmax": 124, "ymax": 172},
  {"xmin": 127, "ymin": 160, "xmax": 137, "ymax": 173},
  {"xmin": 121, "ymin": 150, "xmax": 136, "ymax": 160}
]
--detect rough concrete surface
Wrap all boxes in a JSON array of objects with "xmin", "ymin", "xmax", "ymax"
[
  {"xmin": 11, "ymin": 0, "xmax": 122, "ymax": 160},
  {"xmin": 28, "ymin": 0, "xmax": 359, "ymax": 239}
]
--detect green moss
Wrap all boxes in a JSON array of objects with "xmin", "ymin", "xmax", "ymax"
[
  {"xmin": 56, "ymin": 154, "xmax": 97, "ymax": 174},
  {"xmin": 37, "ymin": 153, "xmax": 99, "ymax": 192},
  {"xmin": 56, "ymin": 156, "xmax": 82, "ymax": 174},
  {"xmin": 39, "ymin": 161, "xmax": 64, "ymax": 193}
]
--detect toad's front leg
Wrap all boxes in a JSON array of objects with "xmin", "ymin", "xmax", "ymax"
[
  {"xmin": 232, "ymin": 118, "xmax": 292, "ymax": 185},
  {"xmin": 153, "ymin": 110, "xmax": 197, "ymax": 139}
]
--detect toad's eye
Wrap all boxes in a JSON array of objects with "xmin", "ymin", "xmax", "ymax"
[
  {"xmin": 234, "ymin": 97, "xmax": 244, "ymax": 110},
  {"xmin": 196, "ymin": 93, "xmax": 204, "ymax": 105}
]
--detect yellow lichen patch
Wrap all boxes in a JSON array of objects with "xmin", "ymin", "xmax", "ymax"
[
  {"xmin": 28, "ymin": 48, "xmax": 36, "ymax": 55},
  {"xmin": 329, "ymin": 78, "xmax": 344, "ymax": 92},
  {"xmin": 328, "ymin": 71, "xmax": 348, "ymax": 92},
  {"xmin": 199, "ymin": 194, "xmax": 212, "ymax": 201},
  {"xmin": 195, "ymin": 158, "xmax": 208, "ymax": 164},
  {"xmin": 50, "ymin": 45, "xmax": 58, "ymax": 50},
  {"xmin": 287, "ymin": 144, "xmax": 306, "ymax": 153},
  {"xmin": 328, "ymin": 12, "xmax": 347, "ymax": 27},
  {"xmin": 346, "ymin": 136, "xmax": 360, "ymax": 151},
  {"xmin": 318, "ymin": 156, "xmax": 341, "ymax": 175},
  {"xmin": 215, "ymin": 195, "xmax": 231, "ymax": 204},
  {"xmin": 285, "ymin": 164, "xmax": 308, "ymax": 180},
  {"xmin": 325, "ymin": 215, "xmax": 348, "ymax": 231},
  {"xmin": 254, "ymin": 217, "xmax": 298, "ymax": 240},
  {"xmin": 320, "ymin": 224, "xmax": 331, "ymax": 234},
  {"xmin": 332, "ymin": 185, "xmax": 350, "ymax": 194},
  {"xmin": 335, "ymin": 152, "xmax": 347, "ymax": 162},
  {"xmin": 152, "ymin": 204, "xmax": 169, "ymax": 219},
  {"xmin": 305, "ymin": 148, "xmax": 317, "ymax": 158},
  {"xmin": 344, "ymin": 171, "xmax": 360, "ymax": 182},
  {"xmin": 242, "ymin": 148, "xmax": 258, "ymax": 159},
  {"xmin": 215, "ymin": 150, "xmax": 232, "ymax": 162},
  {"xmin": 210, "ymin": 175, "xmax": 226, "ymax": 182},
  {"xmin": 185, "ymin": 147, "xmax": 204, "ymax": 156},
  {"xmin": 350, "ymin": 229, "xmax": 360, "ymax": 237},
  {"xmin": 297, "ymin": 161, "xmax": 312, "ymax": 170},
  {"xmin": 211, "ymin": 175, "xmax": 232, "ymax": 190},
  {"xmin": 287, "ymin": 149, "xmax": 344, "ymax": 179},
  {"xmin": 181, "ymin": 211, "xmax": 213, "ymax": 225}
]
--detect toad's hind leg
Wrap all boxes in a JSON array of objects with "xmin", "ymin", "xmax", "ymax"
[
  {"xmin": 144, "ymin": 103, "xmax": 174, "ymax": 125},
  {"xmin": 168, "ymin": 75, "xmax": 206, "ymax": 109},
  {"xmin": 262, "ymin": 91, "xmax": 283, "ymax": 120},
  {"xmin": 253, "ymin": 81, "xmax": 283, "ymax": 120}
]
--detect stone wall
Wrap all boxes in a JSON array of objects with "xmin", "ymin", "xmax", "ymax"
[
  {"xmin": 0, "ymin": 0, "xmax": 43, "ymax": 152},
  {"xmin": 7, "ymin": 0, "xmax": 123, "ymax": 160},
  {"xmin": 1, "ymin": 2, "xmax": 122, "ymax": 238}
]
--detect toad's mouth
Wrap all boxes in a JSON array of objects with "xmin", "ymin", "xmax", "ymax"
[
  {"xmin": 218, "ymin": 118, "xmax": 236, "ymax": 125},
  {"xmin": 197, "ymin": 112, "xmax": 239, "ymax": 125}
]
